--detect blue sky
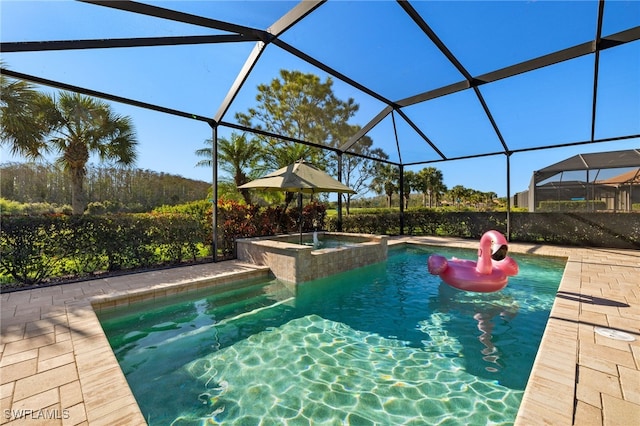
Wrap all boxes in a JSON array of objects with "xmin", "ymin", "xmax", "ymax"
[{"xmin": 1, "ymin": 0, "xmax": 639, "ymax": 198}]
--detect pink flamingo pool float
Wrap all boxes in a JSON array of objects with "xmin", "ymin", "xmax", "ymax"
[{"xmin": 427, "ymin": 230, "xmax": 519, "ymax": 293}]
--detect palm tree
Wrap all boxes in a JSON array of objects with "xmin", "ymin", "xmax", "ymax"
[
  {"xmin": 371, "ymin": 163, "xmax": 399, "ymax": 208},
  {"xmin": 0, "ymin": 72, "xmax": 52, "ymax": 158},
  {"xmin": 484, "ymin": 191, "xmax": 498, "ymax": 210},
  {"xmin": 416, "ymin": 167, "xmax": 445, "ymax": 208},
  {"xmin": 1, "ymin": 86, "xmax": 137, "ymax": 214},
  {"xmin": 196, "ymin": 132, "xmax": 261, "ymax": 205},
  {"xmin": 449, "ymin": 185, "xmax": 469, "ymax": 209},
  {"xmin": 402, "ymin": 170, "xmax": 417, "ymax": 209},
  {"xmin": 469, "ymin": 189, "xmax": 483, "ymax": 209}
]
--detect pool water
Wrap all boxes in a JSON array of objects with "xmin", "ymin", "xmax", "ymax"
[
  {"xmin": 98, "ymin": 245, "xmax": 565, "ymax": 425},
  {"xmin": 302, "ymin": 238, "xmax": 356, "ymax": 249}
]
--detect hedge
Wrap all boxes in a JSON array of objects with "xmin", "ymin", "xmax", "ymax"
[
  {"xmin": 0, "ymin": 213, "xmax": 205, "ymax": 285},
  {"xmin": 2, "ymin": 206, "xmax": 636, "ymax": 288},
  {"xmin": 327, "ymin": 211, "xmax": 640, "ymax": 249},
  {"xmin": 0, "ymin": 199, "xmax": 327, "ymax": 286}
]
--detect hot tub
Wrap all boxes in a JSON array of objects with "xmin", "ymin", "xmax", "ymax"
[{"xmin": 236, "ymin": 232, "xmax": 388, "ymax": 283}]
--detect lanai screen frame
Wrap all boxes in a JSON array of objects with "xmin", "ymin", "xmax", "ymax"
[{"xmin": 1, "ymin": 0, "xmax": 639, "ymax": 260}]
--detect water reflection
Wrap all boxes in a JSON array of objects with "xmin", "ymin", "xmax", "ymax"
[{"xmin": 432, "ymin": 283, "xmax": 520, "ymax": 375}]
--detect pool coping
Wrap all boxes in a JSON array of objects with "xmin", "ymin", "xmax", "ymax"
[{"xmin": 1, "ymin": 237, "xmax": 639, "ymax": 425}]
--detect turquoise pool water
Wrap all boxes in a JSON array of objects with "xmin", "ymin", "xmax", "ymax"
[{"xmin": 98, "ymin": 245, "xmax": 565, "ymax": 425}]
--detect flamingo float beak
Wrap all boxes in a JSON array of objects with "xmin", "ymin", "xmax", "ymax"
[{"xmin": 491, "ymin": 243, "xmax": 508, "ymax": 261}]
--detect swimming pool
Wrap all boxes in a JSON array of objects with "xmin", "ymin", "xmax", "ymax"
[{"xmin": 98, "ymin": 245, "xmax": 565, "ymax": 425}]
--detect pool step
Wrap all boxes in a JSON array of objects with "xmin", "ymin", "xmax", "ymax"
[
  {"xmin": 205, "ymin": 280, "xmax": 295, "ymax": 322},
  {"xmin": 139, "ymin": 294, "xmax": 295, "ymax": 350},
  {"xmin": 100, "ymin": 278, "xmax": 293, "ymax": 336},
  {"xmin": 106, "ymin": 279, "xmax": 296, "ymax": 355}
]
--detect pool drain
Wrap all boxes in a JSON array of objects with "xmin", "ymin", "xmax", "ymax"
[{"xmin": 594, "ymin": 326, "xmax": 636, "ymax": 342}]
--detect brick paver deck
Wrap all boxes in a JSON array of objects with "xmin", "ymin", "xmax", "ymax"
[{"xmin": 1, "ymin": 238, "xmax": 638, "ymax": 425}]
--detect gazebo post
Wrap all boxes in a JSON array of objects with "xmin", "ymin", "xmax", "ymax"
[{"xmin": 298, "ymin": 192, "xmax": 303, "ymax": 245}]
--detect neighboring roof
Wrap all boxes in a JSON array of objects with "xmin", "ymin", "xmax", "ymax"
[
  {"xmin": 533, "ymin": 149, "xmax": 640, "ymax": 184},
  {"xmin": 537, "ymin": 180, "xmax": 588, "ymax": 189},
  {"xmin": 596, "ymin": 168, "xmax": 640, "ymax": 185}
]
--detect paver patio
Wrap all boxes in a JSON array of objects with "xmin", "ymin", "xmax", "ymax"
[{"xmin": 1, "ymin": 237, "xmax": 638, "ymax": 425}]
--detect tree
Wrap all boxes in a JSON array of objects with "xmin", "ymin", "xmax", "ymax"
[
  {"xmin": 1, "ymin": 85, "xmax": 137, "ymax": 214},
  {"xmin": 402, "ymin": 170, "xmax": 417, "ymax": 209},
  {"xmin": 0, "ymin": 72, "xmax": 52, "ymax": 158},
  {"xmin": 416, "ymin": 167, "xmax": 446, "ymax": 208},
  {"xmin": 335, "ymin": 134, "xmax": 389, "ymax": 214},
  {"xmin": 469, "ymin": 189, "xmax": 482, "ymax": 209},
  {"xmin": 371, "ymin": 163, "xmax": 399, "ymax": 208},
  {"xmin": 0, "ymin": 162, "xmax": 209, "ymax": 211},
  {"xmin": 483, "ymin": 191, "xmax": 498, "ymax": 210},
  {"xmin": 196, "ymin": 132, "xmax": 261, "ymax": 204},
  {"xmin": 448, "ymin": 185, "xmax": 469, "ymax": 209},
  {"xmin": 235, "ymin": 70, "xmax": 360, "ymax": 208}
]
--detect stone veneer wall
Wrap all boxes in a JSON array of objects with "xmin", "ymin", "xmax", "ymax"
[{"xmin": 236, "ymin": 232, "xmax": 388, "ymax": 283}]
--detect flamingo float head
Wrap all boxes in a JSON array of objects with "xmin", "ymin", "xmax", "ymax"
[
  {"xmin": 476, "ymin": 230, "xmax": 510, "ymax": 274},
  {"xmin": 482, "ymin": 230, "xmax": 509, "ymax": 261}
]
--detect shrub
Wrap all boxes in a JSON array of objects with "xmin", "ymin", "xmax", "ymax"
[
  {"xmin": 0, "ymin": 216, "xmax": 72, "ymax": 284},
  {"xmin": 208, "ymin": 198, "xmax": 327, "ymax": 259},
  {"xmin": 0, "ymin": 198, "xmax": 25, "ymax": 215},
  {"xmin": 0, "ymin": 198, "xmax": 72, "ymax": 215},
  {"xmin": 538, "ymin": 200, "xmax": 607, "ymax": 212},
  {"xmin": 86, "ymin": 201, "xmax": 107, "ymax": 215}
]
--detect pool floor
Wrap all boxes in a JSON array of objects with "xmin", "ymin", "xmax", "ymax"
[{"xmin": 98, "ymin": 246, "xmax": 565, "ymax": 425}]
